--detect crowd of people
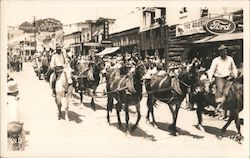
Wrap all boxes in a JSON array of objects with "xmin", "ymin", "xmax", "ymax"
[{"xmin": 7, "ymin": 53, "xmax": 24, "ymax": 72}]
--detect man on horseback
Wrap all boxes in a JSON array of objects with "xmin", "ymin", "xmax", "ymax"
[
  {"xmin": 207, "ymin": 44, "xmax": 238, "ymax": 119},
  {"xmin": 50, "ymin": 44, "xmax": 67, "ymax": 96}
]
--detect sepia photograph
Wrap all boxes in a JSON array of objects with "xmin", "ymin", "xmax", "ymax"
[{"xmin": 1, "ymin": 0, "xmax": 249, "ymax": 157}]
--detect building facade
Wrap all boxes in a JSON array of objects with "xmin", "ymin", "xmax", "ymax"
[
  {"xmin": 139, "ymin": 7, "xmax": 167, "ymax": 62},
  {"xmin": 109, "ymin": 9, "xmax": 141, "ymax": 56},
  {"xmin": 165, "ymin": 7, "xmax": 243, "ymax": 68}
]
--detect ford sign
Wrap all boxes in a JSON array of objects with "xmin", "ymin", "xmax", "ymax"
[{"xmin": 205, "ymin": 18, "xmax": 236, "ymax": 35}]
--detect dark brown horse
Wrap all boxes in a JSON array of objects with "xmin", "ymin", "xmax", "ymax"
[
  {"xmin": 106, "ymin": 62, "xmax": 145, "ymax": 131},
  {"xmin": 192, "ymin": 77, "xmax": 243, "ymax": 142},
  {"xmin": 145, "ymin": 67, "xmax": 199, "ymax": 136},
  {"xmin": 75, "ymin": 59, "xmax": 105, "ymax": 110}
]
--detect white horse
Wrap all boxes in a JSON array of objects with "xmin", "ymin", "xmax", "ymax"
[{"xmin": 50, "ymin": 63, "xmax": 73, "ymax": 121}]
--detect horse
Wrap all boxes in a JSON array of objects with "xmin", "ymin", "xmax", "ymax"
[
  {"xmin": 75, "ymin": 59, "xmax": 105, "ymax": 110},
  {"xmin": 106, "ymin": 62, "xmax": 146, "ymax": 131},
  {"xmin": 145, "ymin": 66, "xmax": 199, "ymax": 136},
  {"xmin": 50, "ymin": 63, "xmax": 74, "ymax": 120},
  {"xmin": 192, "ymin": 75, "xmax": 243, "ymax": 142}
]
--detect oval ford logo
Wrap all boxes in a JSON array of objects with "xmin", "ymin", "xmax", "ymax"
[{"xmin": 205, "ymin": 18, "xmax": 236, "ymax": 35}]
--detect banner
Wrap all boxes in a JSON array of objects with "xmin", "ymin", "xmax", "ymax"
[{"xmin": 176, "ymin": 18, "xmax": 209, "ymax": 37}]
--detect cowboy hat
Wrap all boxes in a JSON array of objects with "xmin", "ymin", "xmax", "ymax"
[
  {"xmin": 218, "ymin": 44, "xmax": 228, "ymax": 51},
  {"xmin": 7, "ymin": 80, "xmax": 18, "ymax": 93}
]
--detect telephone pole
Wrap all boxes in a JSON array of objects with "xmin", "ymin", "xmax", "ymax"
[{"xmin": 33, "ymin": 16, "xmax": 37, "ymax": 53}]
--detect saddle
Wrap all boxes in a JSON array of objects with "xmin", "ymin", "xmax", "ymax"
[
  {"xmin": 110, "ymin": 75, "xmax": 136, "ymax": 94},
  {"xmin": 150, "ymin": 74, "xmax": 183, "ymax": 95}
]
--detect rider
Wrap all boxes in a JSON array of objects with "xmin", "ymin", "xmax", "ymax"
[
  {"xmin": 7, "ymin": 80, "xmax": 24, "ymax": 146},
  {"xmin": 207, "ymin": 44, "xmax": 238, "ymax": 119},
  {"xmin": 50, "ymin": 44, "xmax": 67, "ymax": 96}
]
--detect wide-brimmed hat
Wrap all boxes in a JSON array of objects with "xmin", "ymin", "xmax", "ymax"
[
  {"xmin": 56, "ymin": 44, "xmax": 62, "ymax": 49},
  {"xmin": 218, "ymin": 44, "xmax": 228, "ymax": 51},
  {"xmin": 7, "ymin": 80, "xmax": 18, "ymax": 93}
]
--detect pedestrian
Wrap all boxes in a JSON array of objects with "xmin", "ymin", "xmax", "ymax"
[
  {"xmin": 7, "ymin": 80, "xmax": 24, "ymax": 150},
  {"xmin": 207, "ymin": 44, "xmax": 238, "ymax": 119}
]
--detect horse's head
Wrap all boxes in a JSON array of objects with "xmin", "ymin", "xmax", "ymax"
[
  {"xmin": 179, "ymin": 65, "xmax": 199, "ymax": 89},
  {"xmin": 93, "ymin": 59, "xmax": 105, "ymax": 74},
  {"xmin": 134, "ymin": 61, "xmax": 146, "ymax": 79},
  {"xmin": 63, "ymin": 63, "xmax": 74, "ymax": 85}
]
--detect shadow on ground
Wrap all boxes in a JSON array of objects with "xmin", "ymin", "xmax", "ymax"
[
  {"xmin": 111, "ymin": 122, "xmax": 156, "ymax": 141},
  {"xmin": 156, "ymin": 121, "xmax": 204, "ymax": 139},
  {"xmin": 61, "ymin": 111, "xmax": 84, "ymax": 123},
  {"xmin": 203, "ymin": 125, "xmax": 238, "ymax": 137},
  {"xmin": 83, "ymin": 102, "xmax": 106, "ymax": 111}
]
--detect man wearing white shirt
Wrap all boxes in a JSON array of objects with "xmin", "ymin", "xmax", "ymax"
[
  {"xmin": 207, "ymin": 44, "xmax": 238, "ymax": 118},
  {"xmin": 7, "ymin": 81, "xmax": 24, "ymax": 137},
  {"xmin": 50, "ymin": 45, "xmax": 67, "ymax": 96}
]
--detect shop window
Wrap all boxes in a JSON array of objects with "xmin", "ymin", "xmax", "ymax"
[
  {"xmin": 151, "ymin": 12, "xmax": 156, "ymax": 24},
  {"xmin": 87, "ymin": 34, "xmax": 89, "ymax": 41}
]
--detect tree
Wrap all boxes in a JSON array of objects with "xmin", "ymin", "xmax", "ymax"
[{"xmin": 19, "ymin": 18, "xmax": 63, "ymax": 33}]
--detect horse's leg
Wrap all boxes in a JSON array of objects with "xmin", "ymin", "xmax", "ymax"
[
  {"xmin": 169, "ymin": 102, "xmax": 180, "ymax": 136},
  {"xmin": 151, "ymin": 97, "xmax": 157, "ymax": 125},
  {"xmin": 80, "ymin": 91, "xmax": 83, "ymax": 103},
  {"xmin": 107, "ymin": 93, "xmax": 114, "ymax": 125},
  {"xmin": 125, "ymin": 97, "xmax": 129, "ymax": 132},
  {"xmin": 65, "ymin": 88, "xmax": 72, "ymax": 121},
  {"xmin": 146, "ymin": 94, "xmax": 152, "ymax": 122},
  {"xmin": 116, "ymin": 101, "xmax": 122, "ymax": 128},
  {"xmin": 91, "ymin": 97, "xmax": 96, "ymax": 111},
  {"xmin": 131, "ymin": 102, "xmax": 141, "ymax": 131},
  {"xmin": 230, "ymin": 108, "xmax": 242, "ymax": 142},
  {"xmin": 218, "ymin": 114, "xmax": 234, "ymax": 140},
  {"xmin": 56, "ymin": 95, "xmax": 62, "ymax": 120},
  {"xmin": 196, "ymin": 103, "xmax": 205, "ymax": 131}
]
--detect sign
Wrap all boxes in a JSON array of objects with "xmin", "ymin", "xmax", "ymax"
[
  {"xmin": 143, "ymin": 7, "xmax": 156, "ymax": 13},
  {"xmin": 176, "ymin": 18, "xmax": 208, "ymax": 37},
  {"xmin": 104, "ymin": 20, "xmax": 109, "ymax": 39},
  {"xmin": 101, "ymin": 40, "xmax": 112, "ymax": 44},
  {"xmin": 205, "ymin": 18, "xmax": 236, "ymax": 35}
]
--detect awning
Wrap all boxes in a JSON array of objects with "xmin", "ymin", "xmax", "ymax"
[
  {"xmin": 96, "ymin": 47, "xmax": 120, "ymax": 56},
  {"xmin": 98, "ymin": 29, "xmax": 104, "ymax": 35},
  {"xmin": 194, "ymin": 32, "xmax": 243, "ymax": 44},
  {"xmin": 84, "ymin": 42, "xmax": 102, "ymax": 47},
  {"xmin": 92, "ymin": 30, "xmax": 99, "ymax": 36}
]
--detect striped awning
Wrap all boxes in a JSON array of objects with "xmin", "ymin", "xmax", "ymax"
[{"xmin": 194, "ymin": 32, "xmax": 243, "ymax": 44}]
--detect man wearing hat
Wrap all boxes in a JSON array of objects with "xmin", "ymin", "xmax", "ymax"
[
  {"xmin": 50, "ymin": 44, "xmax": 67, "ymax": 96},
  {"xmin": 7, "ymin": 80, "xmax": 24, "ymax": 138},
  {"xmin": 207, "ymin": 44, "xmax": 238, "ymax": 119}
]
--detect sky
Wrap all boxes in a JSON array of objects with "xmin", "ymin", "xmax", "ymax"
[{"xmin": 2, "ymin": 0, "xmax": 137, "ymax": 26}]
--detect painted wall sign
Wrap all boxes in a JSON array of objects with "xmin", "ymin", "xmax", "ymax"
[
  {"xmin": 205, "ymin": 18, "xmax": 236, "ymax": 35},
  {"xmin": 176, "ymin": 18, "xmax": 208, "ymax": 37}
]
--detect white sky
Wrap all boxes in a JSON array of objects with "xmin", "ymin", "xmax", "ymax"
[{"xmin": 3, "ymin": 0, "xmax": 137, "ymax": 26}]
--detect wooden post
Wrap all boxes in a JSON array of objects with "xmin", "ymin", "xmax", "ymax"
[{"xmin": 164, "ymin": 25, "xmax": 169, "ymax": 69}]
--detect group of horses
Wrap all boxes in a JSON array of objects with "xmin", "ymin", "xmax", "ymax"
[{"xmin": 45, "ymin": 56, "xmax": 243, "ymax": 143}]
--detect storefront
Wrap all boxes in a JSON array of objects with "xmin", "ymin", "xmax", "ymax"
[{"xmin": 167, "ymin": 9, "xmax": 243, "ymax": 69}]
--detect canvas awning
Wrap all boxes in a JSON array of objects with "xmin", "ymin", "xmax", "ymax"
[
  {"xmin": 96, "ymin": 47, "xmax": 120, "ymax": 56},
  {"xmin": 92, "ymin": 30, "xmax": 99, "ymax": 36},
  {"xmin": 194, "ymin": 32, "xmax": 243, "ymax": 44},
  {"xmin": 98, "ymin": 29, "xmax": 104, "ymax": 35},
  {"xmin": 84, "ymin": 42, "xmax": 102, "ymax": 47}
]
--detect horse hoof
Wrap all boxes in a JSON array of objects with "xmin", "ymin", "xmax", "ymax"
[
  {"xmin": 197, "ymin": 124, "xmax": 205, "ymax": 132},
  {"xmin": 217, "ymin": 135, "xmax": 223, "ymax": 140}
]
